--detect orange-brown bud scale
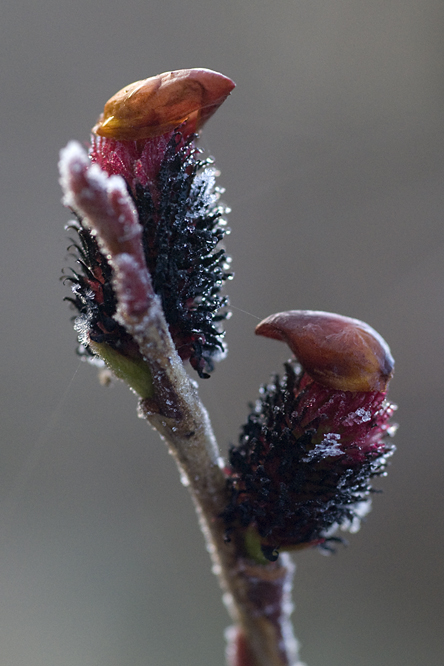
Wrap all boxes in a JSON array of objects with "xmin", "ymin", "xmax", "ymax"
[
  {"xmin": 255, "ymin": 310, "xmax": 394, "ymax": 392},
  {"xmin": 93, "ymin": 68, "xmax": 235, "ymax": 141}
]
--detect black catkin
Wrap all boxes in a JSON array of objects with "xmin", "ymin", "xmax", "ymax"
[{"xmin": 65, "ymin": 132, "xmax": 231, "ymax": 378}]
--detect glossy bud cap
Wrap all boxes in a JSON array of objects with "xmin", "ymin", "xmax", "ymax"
[
  {"xmin": 255, "ymin": 310, "xmax": 394, "ymax": 392},
  {"xmin": 92, "ymin": 68, "xmax": 235, "ymax": 140}
]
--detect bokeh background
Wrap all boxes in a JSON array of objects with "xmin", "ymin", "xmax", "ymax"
[{"xmin": 1, "ymin": 1, "xmax": 443, "ymax": 665}]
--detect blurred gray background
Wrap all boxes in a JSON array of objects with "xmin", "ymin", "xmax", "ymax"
[{"xmin": 1, "ymin": 1, "xmax": 443, "ymax": 665}]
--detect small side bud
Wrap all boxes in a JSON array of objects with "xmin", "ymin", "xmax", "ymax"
[
  {"xmin": 89, "ymin": 341, "xmax": 154, "ymax": 399},
  {"xmin": 256, "ymin": 310, "xmax": 394, "ymax": 392},
  {"xmin": 93, "ymin": 68, "xmax": 235, "ymax": 140}
]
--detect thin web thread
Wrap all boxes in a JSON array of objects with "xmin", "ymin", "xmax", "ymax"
[{"xmin": 0, "ymin": 363, "xmax": 82, "ymax": 533}]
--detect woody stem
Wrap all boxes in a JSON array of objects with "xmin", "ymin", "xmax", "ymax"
[{"xmin": 132, "ymin": 308, "xmax": 302, "ymax": 666}]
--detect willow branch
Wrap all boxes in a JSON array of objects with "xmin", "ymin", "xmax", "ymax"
[{"xmin": 60, "ymin": 142, "xmax": 304, "ymax": 666}]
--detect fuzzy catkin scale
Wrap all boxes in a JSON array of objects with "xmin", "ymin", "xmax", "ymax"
[
  {"xmin": 224, "ymin": 362, "xmax": 396, "ymax": 561},
  {"xmin": 65, "ymin": 131, "xmax": 231, "ymax": 377}
]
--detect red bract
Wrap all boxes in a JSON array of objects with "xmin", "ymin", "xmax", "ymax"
[
  {"xmin": 290, "ymin": 371, "xmax": 396, "ymax": 464},
  {"xmin": 90, "ymin": 132, "xmax": 176, "ymax": 190}
]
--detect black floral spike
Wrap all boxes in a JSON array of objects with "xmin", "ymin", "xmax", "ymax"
[{"xmin": 224, "ymin": 310, "xmax": 397, "ymax": 561}]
